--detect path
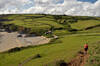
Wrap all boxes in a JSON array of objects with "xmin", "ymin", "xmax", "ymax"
[{"xmin": 68, "ymin": 51, "xmax": 89, "ymax": 66}]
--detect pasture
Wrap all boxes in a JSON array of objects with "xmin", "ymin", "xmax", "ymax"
[{"xmin": 0, "ymin": 14, "xmax": 100, "ymax": 66}]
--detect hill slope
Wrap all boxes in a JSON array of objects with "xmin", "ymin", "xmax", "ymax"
[{"xmin": 0, "ymin": 14, "xmax": 100, "ymax": 66}]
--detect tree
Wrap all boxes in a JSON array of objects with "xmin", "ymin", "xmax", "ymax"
[{"xmin": 53, "ymin": 15, "xmax": 62, "ymax": 22}]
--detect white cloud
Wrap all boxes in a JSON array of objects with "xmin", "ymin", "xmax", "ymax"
[{"xmin": 0, "ymin": 0, "xmax": 100, "ymax": 16}]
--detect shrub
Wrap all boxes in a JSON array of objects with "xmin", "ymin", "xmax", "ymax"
[
  {"xmin": 9, "ymin": 25, "xmax": 18, "ymax": 31},
  {"xmin": 8, "ymin": 47, "xmax": 21, "ymax": 53},
  {"xmin": 44, "ymin": 60, "xmax": 68, "ymax": 66},
  {"xmin": 34, "ymin": 54, "xmax": 41, "ymax": 58}
]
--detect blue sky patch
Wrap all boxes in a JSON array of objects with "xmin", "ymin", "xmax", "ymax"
[
  {"xmin": 77, "ymin": 0, "xmax": 98, "ymax": 3},
  {"xmin": 22, "ymin": 0, "xmax": 34, "ymax": 9},
  {"xmin": 54, "ymin": 0, "xmax": 64, "ymax": 4}
]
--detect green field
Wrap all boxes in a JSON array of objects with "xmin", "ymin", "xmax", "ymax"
[
  {"xmin": 71, "ymin": 20, "xmax": 100, "ymax": 30},
  {"xmin": 0, "ymin": 14, "xmax": 100, "ymax": 66}
]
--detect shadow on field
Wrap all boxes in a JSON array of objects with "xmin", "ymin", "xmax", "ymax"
[{"xmin": 19, "ymin": 54, "xmax": 42, "ymax": 66}]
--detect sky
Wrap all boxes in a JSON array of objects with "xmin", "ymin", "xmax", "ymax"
[
  {"xmin": 0, "ymin": 0, "xmax": 100, "ymax": 16},
  {"xmin": 78, "ymin": 0, "xmax": 97, "ymax": 3}
]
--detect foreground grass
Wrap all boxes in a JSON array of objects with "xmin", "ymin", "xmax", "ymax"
[{"xmin": 1, "ymin": 33, "xmax": 100, "ymax": 66}]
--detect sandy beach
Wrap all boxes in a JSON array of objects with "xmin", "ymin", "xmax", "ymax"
[{"xmin": 0, "ymin": 32, "xmax": 50, "ymax": 52}]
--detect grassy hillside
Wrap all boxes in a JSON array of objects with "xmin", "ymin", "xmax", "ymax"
[
  {"xmin": 0, "ymin": 14, "xmax": 100, "ymax": 66},
  {"xmin": 71, "ymin": 20, "xmax": 100, "ymax": 30},
  {"xmin": 1, "ymin": 33, "xmax": 100, "ymax": 66}
]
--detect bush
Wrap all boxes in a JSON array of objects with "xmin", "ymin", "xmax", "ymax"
[
  {"xmin": 34, "ymin": 54, "xmax": 41, "ymax": 58},
  {"xmin": 58, "ymin": 60, "xmax": 68, "ymax": 66},
  {"xmin": 29, "ymin": 28, "xmax": 48, "ymax": 35},
  {"xmin": 44, "ymin": 60, "xmax": 68, "ymax": 66},
  {"xmin": 8, "ymin": 47, "xmax": 21, "ymax": 53},
  {"xmin": 9, "ymin": 25, "xmax": 18, "ymax": 31}
]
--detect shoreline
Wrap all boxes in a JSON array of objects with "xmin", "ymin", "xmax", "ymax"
[{"xmin": 0, "ymin": 31, "xmax": 50, "ymax": 52}]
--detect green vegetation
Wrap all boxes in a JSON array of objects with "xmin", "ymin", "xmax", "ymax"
[
  {"xmin": 1, "ymin": 34, "xmax": 100, "ymax": 66},
  {"xmin": 0, "ymin": 14, "xmax": 100, "ymax": 66},
  {"xmin": 85, "ymin": 41, "xmax": 100, "ymax": 66},
  {"xmin": 71, "ymin": 20, "xmax": 100, "ymax": 30}
]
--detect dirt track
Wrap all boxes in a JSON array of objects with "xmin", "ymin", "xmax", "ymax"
[{"xmin": 68, "ymin": 51, "xmax": 89, "ymax": 66}]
